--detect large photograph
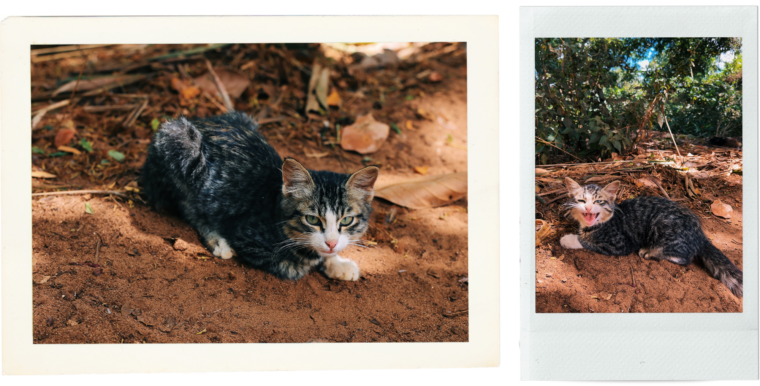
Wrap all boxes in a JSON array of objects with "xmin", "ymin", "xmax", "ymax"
[
  {"xmin": 534, "ymin": 38, "xmax": 743, "ymax": 313},
  {"xmin": 31, "ymin": 42, "xmax": 469, "ymax": 342}
]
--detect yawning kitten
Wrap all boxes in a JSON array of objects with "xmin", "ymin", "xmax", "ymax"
[
  {"xmin": 141, "ymin": 112, "xmax": 379, "ymax": 281},
  {"xmin": 560, "ymin": 177, "xmax": 743, "ymax": 297}
]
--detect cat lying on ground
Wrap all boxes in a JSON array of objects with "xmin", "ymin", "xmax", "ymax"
[
  {"xmin": 141, "ymin": 112, "xmax": 379, "ymax": 281},
  {"xmin": 559, "ymin": 177, "xmax": 742, "ymax": 298}
]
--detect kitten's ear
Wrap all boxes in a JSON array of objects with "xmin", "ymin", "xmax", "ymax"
[
  {"xmin": 282, "ymin": 158, "xmax": 314, "ymax": 197},
  {"xmin": 602, "ymin": 180, "xmax": 621, "ymax": 198},
  {"xmin": 346, "ymin": 166, "xmax": 380, "ymax": 201},
  {"xmin": 564, "ymin": 177, "xmax": 582, "ymax": 196}
]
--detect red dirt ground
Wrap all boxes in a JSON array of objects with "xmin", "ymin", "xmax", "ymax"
[
  {"xmin": 536, "ymin": 172, "xmax": 743, "ymax": 313},
  {"xmin": 32, "ymin": 47, "xmax": 469, "ymax": 343}
]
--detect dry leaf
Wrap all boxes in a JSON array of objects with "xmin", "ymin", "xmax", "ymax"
[
  {"xmin": 340, "ymin": 114, "xmax": 390, "ymax": 154},
  {"xmin": 180, "ymin": 86, "xmax": 201, "ymax": 100},
  {"xmin": 406, "ymin": 120, "xmax": 414, "ymax": 130},
  {"xmin": 535, "ymin": 168, "xmax": 550, "ymax": 174},
  {"xmin": 52, "ymin": 74, "xmax": 145, "ymax": 96},
  {"xmin": 32, "ymin": 171, "xmax": 57, "ymax": 179},
  {"xmin": 57, "ymin": 145, "xmax": 81, "ymax": 155},
  {"xmin": 414, "ymin": 166, "xmax": 429, "ymax": 175},
  {"xmin": 193, "ymin": 68, "xmax": 251, "ymax": 99},
  {"xmin": 416, "ymin": 108, "xmax": 435, "ymax": 121},
  {"xmin": 535, "ymin": 219, "xmax": 552, "ymax": 246},
  {"xmin": 374, "ymin": 172, "xmax": 467, "ymax": 209},
  {"xmin": 34, "ymin": 275, "xmax": 51, "ymax": 285},
  {"xmin": 711, "ymin": 199, "xmax": 733, "ymax": 219},
  {"xmin": 327, "ymin": 89, "xmax": 341, "ymax": 107},
  {"xmin": 55, "ymin": 128, "xmax": 77, "ymax": 148},
  {"xmin": 429, "ymin": 71, "xmax": 443, "ymax": 82},
  {"xmin": 637, "ymin": 177, "xmax": 659, "ymax": 188},
  {"xmin": 171, "ymin": 77, "xmax": 188, "ymax": 92}
]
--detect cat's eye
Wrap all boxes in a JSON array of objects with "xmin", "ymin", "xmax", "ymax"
[
  {"xmin": 577, "ymin": 199, "xmax": 586, "ymax": 203},
  {"xmin": 595, "ymin": 200, "xmax": 604, "ymax": 204},
  {"xmin": 340, "ymin": 216, "xmax": 354, "ymax": 226},
  {"xmin": 305, "ymin": 215, "xmax": 320, "ymax": 225}
]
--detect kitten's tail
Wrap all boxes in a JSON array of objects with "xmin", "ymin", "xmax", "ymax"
[{"xmin": 698, "ymin": 242, "xmax": 743, "ymax": 298}]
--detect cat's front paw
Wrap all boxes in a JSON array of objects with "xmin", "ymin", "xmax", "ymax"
[
  {"xmin": 323, "ymin": 255, "xmax": 360, "ymax": 281},
  {"xmin": 211, "ymin": 237, "xmax": 236, "ymax": 260},
  {"xmin": 560, "ymin": 234, "xmax": 583, "ymax": 249}
]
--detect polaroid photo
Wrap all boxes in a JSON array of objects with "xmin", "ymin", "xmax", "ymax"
[
  {"xmin": 1, "ymin": 15, "xmax": 499, "ymax": 374},
  {"xmin": 521, "ymin": 6, "xmax": 758, "ymax": 380}
]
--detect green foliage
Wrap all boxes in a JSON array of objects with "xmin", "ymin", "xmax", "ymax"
[{"xmin": 535, "ymin": 38, "xmax": 742, "ymax": 164}]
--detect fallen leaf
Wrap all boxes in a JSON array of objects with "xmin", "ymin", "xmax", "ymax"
[
  {"xmin": 171, "ymin": 77, "xmax": 189, "ymax": 92},
  {"xmin": 414, "ymin": 166, "xmax": 429, "ymax": 175},
  {"xmin": 32, "ymin": 171, "xmax": 57, "ymax": 179},
  {"xmin": 108, "ymin": 150, "xmax": 125, "ymax": 162},
  {"xmin": 711, "ymin": 199, "xmax": 733, "ymax": 219},
  {"xmin": 340, "ymin": 113, "xmax": 390, "ymax": 154},
  {"xmin": 429, "ymin": 71, "xmax": 443, "ymax": 82},
  {"xmin": 374, "ymin": 172, "xmax": 467, "ymax": 209},
  {"xmin": 637, "ymin": 177, "xmax": 659, "ymax": 188},
  {"xmin": 193, "ymin": 68, "xmax": 250, "ymax": 99},
  {"xmin": 406, "ymin": 120, "xmax": 414, "ymax": 130},
  {"xmin": 196, "ymin": 328, "xmax": 207, "ymax": 335},
  {"xmin": 305, "ymin": 64, "xmax": 330, "ymax": 114},
  {"xmin": 52, "ymin": 74, "xmax": 146, "ymax": 96},
  {"xmin": 84, "ymin": 202, "xmax": 94, "ymax": 214},
  {"xmin": 57, "ymin": 145, "xmax": 81, "ymax": 155},
  {"xmin": 535, "ymin": 168, "xmax": 550, "ymax": 174},
  {"xmin": 180, "ymin": 86, "xmax": 201, "ymax": 100},
  {"xmin": 34, "ymin": 275, "xmax": 51, "ymax": 285},
  {"xmin": 535, "ymin": 219, "xmax": 552, "ymax": 246},
  {"xmin": 416, "ymin": 108, "xmax": 435, "ymax": 121},
  {"xmin": 327, "ymin": 89, "xmax": 341, "ymax": 107},
  {"xmin": 55, "ymin": 128, "xmax": 76, "ymax": 148}
]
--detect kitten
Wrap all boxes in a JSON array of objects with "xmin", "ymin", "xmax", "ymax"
[
  {"xmin": 140, "ymin": 112, "xmax": 379, "ymax": 281},
  {"xmin": 559, "ymin": 177, "xmax": 743, "ymax": 298}
]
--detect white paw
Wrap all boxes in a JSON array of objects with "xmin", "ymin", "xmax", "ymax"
[
  {"xmin": 560, "ymin": 234, "xmax": 583, "ymax": 249},
  {"xmin": 323, "ymin": 255, "xmax": 360, "ymax": 281},
  {"xmin": 211, "ymin": 238, "xmax": 235, "ymax": 260}
]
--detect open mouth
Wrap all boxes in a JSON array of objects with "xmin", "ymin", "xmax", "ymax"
[{"xmin": 583, "ymin": 212, "xmax": 599, "ymax": 226}]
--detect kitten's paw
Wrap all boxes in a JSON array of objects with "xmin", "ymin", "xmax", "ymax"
[
  {"xmin": 211, "ymin": 238, "xmax": 236, "ymax": 260},
  {"xmin": 323, "ymin": 255, "xmax": 360, "ymax": 281},
  {"xmin": 560, "ymin": 234, "xmax": 583, "ymax": 249}
]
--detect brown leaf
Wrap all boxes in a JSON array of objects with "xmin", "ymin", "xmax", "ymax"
[
  {"xmin": 58, "ymin": 145, "xmax": 81, "ymax": 155},
  {"xmin": 413, "ymin": 166, "xmax": 429, "ymax": 175},
  {"xmin": 416, "ymin": 108, "xmax": 436, "ymax": 121},
  {"xmin": 535, "ymin": 168, "xmax": 551, "ymax": 174},
  {"xmin": 52, "ymin": 74, "xmax": 145, "ymax": 96},
  {"xmin": 327, "ymin": 89, "xmax": 341, "ymax": 107},
  {"xmin": 171, "ymin": 77, "xmax": 188, "ymax": 92},
  {"xmin": 535, "ymin": 219, "xmax": 552, "ymax": 246},
  {"xmin": 374, "ymin": 172, "xmax": 467, "ymax": 209},
  {"xmin": 32, "ymin": 171, "xmax": 57, "ymax": 179},
  {"xmin": 180, "ymin": 86, "xmax": 201, "ymax": 100},
  {"xmin": 340, "ymin": 114, "xmax": 390, "ymax": 154},
  {"xmin": 429, "ymin": 71, "xmax": 443, "ymax": 82},
  {"xmin": 54, "ymin": 128, "xmax": 77, "ymax": 148},
  {"xmin": 193, "ymin": 68, "xmax": 251, "ymax": 99},
  {"xmin": 711, "ymin": 199, "xmax": 733, "ymax": 219}
]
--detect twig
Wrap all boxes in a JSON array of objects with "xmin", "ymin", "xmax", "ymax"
[
  {"xmin": 50, "ymin": 231, "xmax": 71, "ymax": 241},
  {"xmin": 545, "ymin": 192, "xmax": 568, "ymax": 205},
  {"xmin": 93, "ymin": 233, "xmax": 103, "ymax": 265},
  {"xmin": 122, "ymin": 99, "xmax": 149, "ymax": 128},
  {"xmin": 31, "ymin": 100, "xmax": 71, "ymax": 130},
  {"xmin": 204, "ymin": 58, "xmax": 234, "ymax": 112},
  {"xmin": 178, "ymin": 64, "xmax": 228, "ymax": 113},
  {"xmin": 629, "ymin": 265, "xmax": 636, "ymax": 288},
  {"xmin": 62, "ymin": 59, "xmax": 88, "ymax": 124},
  {"xmin": 535, "ymin": 136, "xmax": 583, "ymax": 162},
  {"xmin": 84, "ymin": 104, "xmax": 138, "ymax": 112},
  {"xmin": 32, "ymin": 190, "xmax": 130, "ymax": 199},
  {"xmin": 537, "ymin": 188, "xmax": 567, "ymax": 197},
  {"xmin": 663, "ymin": 115, "xmax": 682, "ymax": 158}
]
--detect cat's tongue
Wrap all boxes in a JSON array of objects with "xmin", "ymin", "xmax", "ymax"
[{"xmin": 583, "ymin": 212, "xmax": 597, "ymax": 226}]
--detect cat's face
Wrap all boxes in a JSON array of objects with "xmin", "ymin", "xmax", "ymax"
[
  {"xmin": 280, "ymin": 158, "xmax": 379, "ymax": 258},
  {"xmin": 563, "ymin": 177, "xmax": 620, "ymax": 228}
]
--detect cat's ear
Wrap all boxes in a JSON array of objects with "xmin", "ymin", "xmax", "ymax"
[
  {"xmin": 282, "ymin": 158, "xmax": 314, "ymax": 197},
  {"xmin": 602, "ymin": 180, "xmax": 621, "ymax": 198},
  {"xmin": 564, "ymin": 177, "xmax": 582, "ymax": 196},
  {"xmin": 346, "ymin": 166, "xmax": 380, "ymax": 201}
]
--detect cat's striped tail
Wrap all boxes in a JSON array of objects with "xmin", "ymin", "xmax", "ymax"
[{"xmin": 699, "ymin": 242, "xmax": 743, "ymax": 298}]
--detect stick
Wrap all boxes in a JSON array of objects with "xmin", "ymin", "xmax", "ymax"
[
  {"xmin": 204, "ymin": 59, "xmax": 234, "ymax": 112},
  {"xmin": 32, "ymin": 190, "xmax": 130, "ymax": 199},
  {"xmin": 535, "ymin": 136, "xmax": 584, "ymax": 162},
  {"xmin": 663, "ymin": 115, "xmax": 682, "ymax": 158},
  {"xmin": 31, "ymin": 100, "xmax": 71, "ymax": 130},
  {"xmin": 93, "ymin": 233, "xmax": 103, "ymax": 265},
  {"xmin": 178, "ymin": 64, "xmax": 228, "ymax": 113}
]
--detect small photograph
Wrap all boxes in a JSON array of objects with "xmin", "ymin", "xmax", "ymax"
[
  {"xmin": 534, "ymin": 38, "xmax": 743, "ymax": 313},
  {"xmin": 31, "ymin": 42, "xmax": 469, "ymax": 342}
]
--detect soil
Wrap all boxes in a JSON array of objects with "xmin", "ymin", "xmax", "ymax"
[
  {"xmin": 535, "ymin": 156, "xmax": 743, "ymax": 313},
  {"xmin": 31, "ymin": 43, "xmax": 469, "ymax": 343}
]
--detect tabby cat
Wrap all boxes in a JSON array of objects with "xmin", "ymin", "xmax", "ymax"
[
  {"xmin": 559, "ymin": 177, "xmax": 743, "ymax": 297},
  {"xmin": 141, "ymin": 112, "xmax": 379, "ymax": 281}
]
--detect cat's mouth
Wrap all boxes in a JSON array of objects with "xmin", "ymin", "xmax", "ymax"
[{"xmin": 582, "ymin": 212, "xmax": 599, "ymax": 226}]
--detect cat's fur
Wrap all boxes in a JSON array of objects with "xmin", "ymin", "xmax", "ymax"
[
  {"xmin": 140, "ymin": 112, "xmax": 379, "ymax": 281},
  {"xmin": 559, "ymin": 177, "xmax": 743, "ymax": 298}
]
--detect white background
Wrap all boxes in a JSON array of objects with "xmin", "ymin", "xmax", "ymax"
[{"xmin": 1, "ymin": 1, "xmax": 758, "ymax": 385}]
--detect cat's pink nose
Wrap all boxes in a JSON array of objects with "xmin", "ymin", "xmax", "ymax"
[{"xmin": 325, "ymin": 240, "xmax": 338, "ymax": 250}]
